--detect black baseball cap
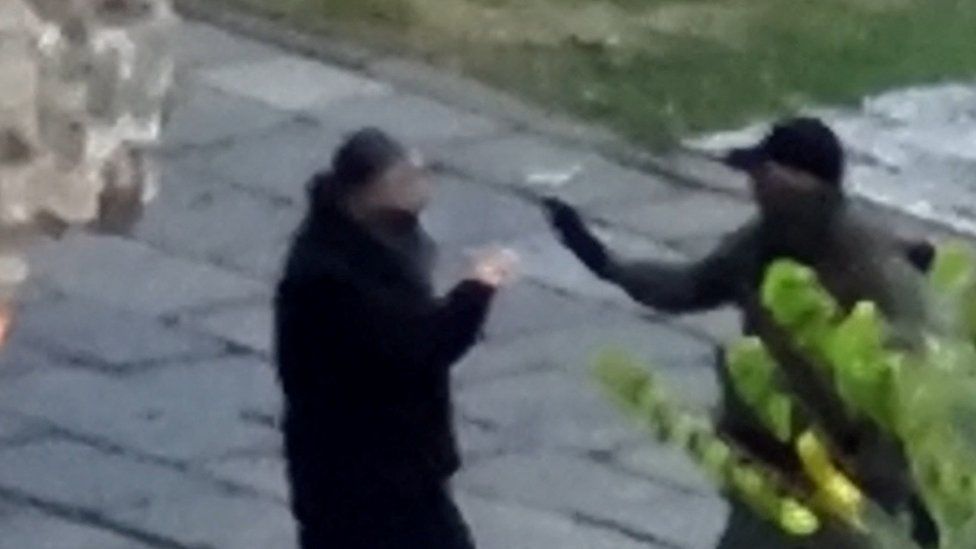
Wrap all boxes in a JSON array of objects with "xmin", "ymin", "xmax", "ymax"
[{"xmin": 724, "ymin": 117, "xmax": 845, "ymax": 186}]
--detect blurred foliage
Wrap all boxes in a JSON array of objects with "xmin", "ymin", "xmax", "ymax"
[{"xmin": 596, "ymin": 242, "xmax": 976, "ymax": 548}]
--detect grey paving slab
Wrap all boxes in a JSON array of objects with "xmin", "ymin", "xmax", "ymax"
[
  {"xmin": 0, "ymin": 500, "xmax": 17, "ymax": 523},
  {"xmin": 561, "ymin": 168, "xmax": 685, "ymax": 211},
  {"xmin": 195, "ymin": 118, "xmax": 346, "ymax": 202},
  {"xmin": 501, "ymin": 226, "xmax": 684, "ymax": 309},
  {"xmin": 441, "ymin": 134, "xmax": 680, "ymax": 207},
  {"xmin": 456, "ymin": 338, "xmax": 718, "ymax": 455},
  {"xmin": 173, "ymin": 21, "xmax": 281, "ymax": 70},
  {"xmin": 0, "ymin": 509, "xmax": 152, "ymax": 549},
  {"xmin": 456, "ymin": 414, "xmax": 505, "ymax": 461},
  {"xmin": 424, "ymin": 175, "xmax": 548, "ymax": 248},
  {"xmin": 652, "ymin": 353, "xmax": 723, "ymax": 411},
  {"xmin": 603, "ymin": 191, "xmax": 755, "ymax": 243},
  {"xmin": 482, "ymin": 282, "xmax": 626, "ymax": 342},
  {"xmin": 0, "ymin": 439, "xmax": 206, "ymax": 516},
  {"xmin": 652, "ymin": 150, "xmax": 750, "ymax": 195},
  {"xmin": 502, "ymin": 231, "xmax": 631, "ymax": 307},
  {"xmin": 114, "ymin": 491, "xmax": 297, "ymax": 549},
  {"xmin": 185, "ymin": 300, "xmax": 273, "ymax": 355},
  {"xmin": 672, "ymin": 307, "xmax": 743, "ymax": 345},
  {"xmin": 456, "ymin": 370, "xmax": 640, "ymax": 454},
  {"xmin": 457, "ymin": 310, "xmax": 715, "ymax": 385},
  {"xmin": 0, "ymin": 336, "xmax": 62, "ymax": 381},
  {"xmin": 457, "ymin": 492, "xmax": 662, "ymax": 549},
  {"xmin": 14, "ymin": 296, "xmax": 225, "ymax": 370},
  {"xmin": 160, "ymin": 82, "xmax": 293, "ymax": 151},
  {"xmin": 134, "ymin": 159, "xmax": 302, "ymax": 282},
  {"xmin": 0, "ymin": 411, "xmax": 47, "ymax": 446},
  {"xmin": 0, "ymin": 414, "xmax": 28, "ymax": 445},
  {"xmin": 457, "ymin": 453, "xmax": 727, "ymax": 548},
  {"xmin": 27, "ymin": 233, "xmax": 266, "ymax": 317},
  {"xmin": 0, "ymin": 357, "xmax": 281, "ymax": 461},
  {"xmin": 200, "ymin": 56, "xmax": 390, "ymax": 111},
  {"xmin": 311, "ymin": 93, "xmax": 500, "ymax": 145},
  {"xmin": 614, "ymin": 442, "xmax": 716, "ymax": 495},
  {"xmin": 669, "ymin": 233, "xmax": 726, "ymax": 260},
  {"xmin": 205, "ymin": 454, "xmax": 289, "ymax": 504},
  {"xmin": 8, "ymin": 274, "xmax": 64, "ymax": 307},
  {"xmin": 590, "ymin": 225, "xmax": 687, "ymax": 263}
]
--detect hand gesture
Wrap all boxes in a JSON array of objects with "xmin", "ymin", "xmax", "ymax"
[
  {"xmin": 542, "ymin": 197, "xmax": 585, "ymax": 243},
  {"xmin": 469, "ymin": 246, "xmax": 520, "ymax": 288},
  {"xmin": 540, "ymin": 197, "xmax": 611, "ymax": 278}
]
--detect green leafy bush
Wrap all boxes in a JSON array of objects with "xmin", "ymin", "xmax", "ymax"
[{"xmin": 596, "ymin": 243, "xmax": 976, "ymax": 548}]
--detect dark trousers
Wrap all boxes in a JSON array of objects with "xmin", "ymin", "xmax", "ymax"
[{"xmin": 297, "ymin": 484, "xmax": 475, "ymax": 549}]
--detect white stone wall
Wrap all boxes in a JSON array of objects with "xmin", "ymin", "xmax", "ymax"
[{"xmin": 0, "ymin": 0, "xmax": 177, "ymax": 300}]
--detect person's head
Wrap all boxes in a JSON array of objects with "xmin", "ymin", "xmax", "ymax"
[
  {"xmin": 322, "ymin": 128, "xmax": 432, "ymax": 227},
  {"xmin": 724, "ymin": 117, "xmax": 844, "ymax": 213}
]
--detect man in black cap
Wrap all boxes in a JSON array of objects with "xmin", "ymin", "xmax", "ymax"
[{"xmin": 544, "ymin": 117, "xmax": 937, "ymax": 547}]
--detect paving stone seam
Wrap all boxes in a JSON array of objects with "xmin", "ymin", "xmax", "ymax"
[
  {"xmin": 156, "ymin": 109, "xmax": 308, "ymax": 160},
  {"xmin": 160, "ymin": 153, "xmax": 305, "ymax": 211},
  {"xmin": 161, "ymin": 294, "xmax": 272, "ymax": 324},
  {"xmin": 15, "ymin": 333, "xmax": 235, "ymax": 378},
  {"xmin": 589, "ymin": 450, "xmax": 714, "ymax": 500},
  {"xmin": 569, "ymin": 509, "xmax": 686, "ymax": 549},
  {"xmin": 522, "ymin": 278, "xmax": 721, "ymax": 347},
  {"xmin": 0, "ymin": 417, "xmax": 55, "ymax": 450},
  {"xmin": 459, "ymin": 486, "xmax": 682, "ymax": 549},
  {"xmin": 477, "ymin": 279, "xmax": 635, "ymax": 344},
  {"xmin": 0, "ymin": 484, "xmax": 205, "ymax": 549},
  {"xmin": 165, "ymin": 151, "xmax": 307, "ymax": 213},
  {"xmin": 0, "ymin": 411, "xmax": 283, "ymax": 506},
  {"xmin": 455, "ymin": 359, "xmax": 558, "ymax": 390},
  {"xmin": 102, "ymin": 232, "xmax": 268, "ymax": 289}
]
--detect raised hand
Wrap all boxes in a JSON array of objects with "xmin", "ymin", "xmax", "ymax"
[
  {"xmin": 541, "ymin": 197, "xmax": 611, "ymax": 278},
  {"xmin": 542, "ymin": 197, "xmax": 585, "ymax": 243},
  {"xmin": 469, "ymin": 246, "xmax": 520, "ymax": 288}
]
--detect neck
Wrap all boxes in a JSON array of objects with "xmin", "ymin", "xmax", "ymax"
[
  {"xmin": 306, "ymin": 198, "xmax": 436, "ymax": 290},
  {"xmin": 762, "ymin": 190, "xmax": 844, "ymax": 250}
]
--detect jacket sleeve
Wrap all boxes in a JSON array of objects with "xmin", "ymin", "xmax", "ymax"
[
  {"xmin": 335, "ymin": 279, "xmax": 496, "ymax": 374},
  {"xmin": 603, "ymin": 240, "xmax": 745, "ymax": 312},
  {"xmin": 546, "ymin": 198, "xmax": 745, "ymax": 312}
]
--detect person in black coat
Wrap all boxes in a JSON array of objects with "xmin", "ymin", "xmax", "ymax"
[{"xmin": 275, "ymin": 129, "xmax": 517, "ymax": 549}]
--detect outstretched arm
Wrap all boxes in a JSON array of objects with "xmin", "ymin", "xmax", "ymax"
[{"xmin": 543, "ymin": 198, "xmax": 744, "ymax": 313}]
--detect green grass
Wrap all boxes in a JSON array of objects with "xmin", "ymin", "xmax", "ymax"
[{"xmin": 213, "ymin": 0, "xmax": 976, "ymax": 147}]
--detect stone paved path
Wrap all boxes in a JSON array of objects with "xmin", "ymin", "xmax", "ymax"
[{"xmin": 0, "ymin": 18, "xmax": 953, "ymax": 549}]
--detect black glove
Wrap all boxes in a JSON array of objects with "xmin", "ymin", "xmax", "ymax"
[{"xmin": 542, "ymin": 197, "xmax": 611, "ymax": 279}]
